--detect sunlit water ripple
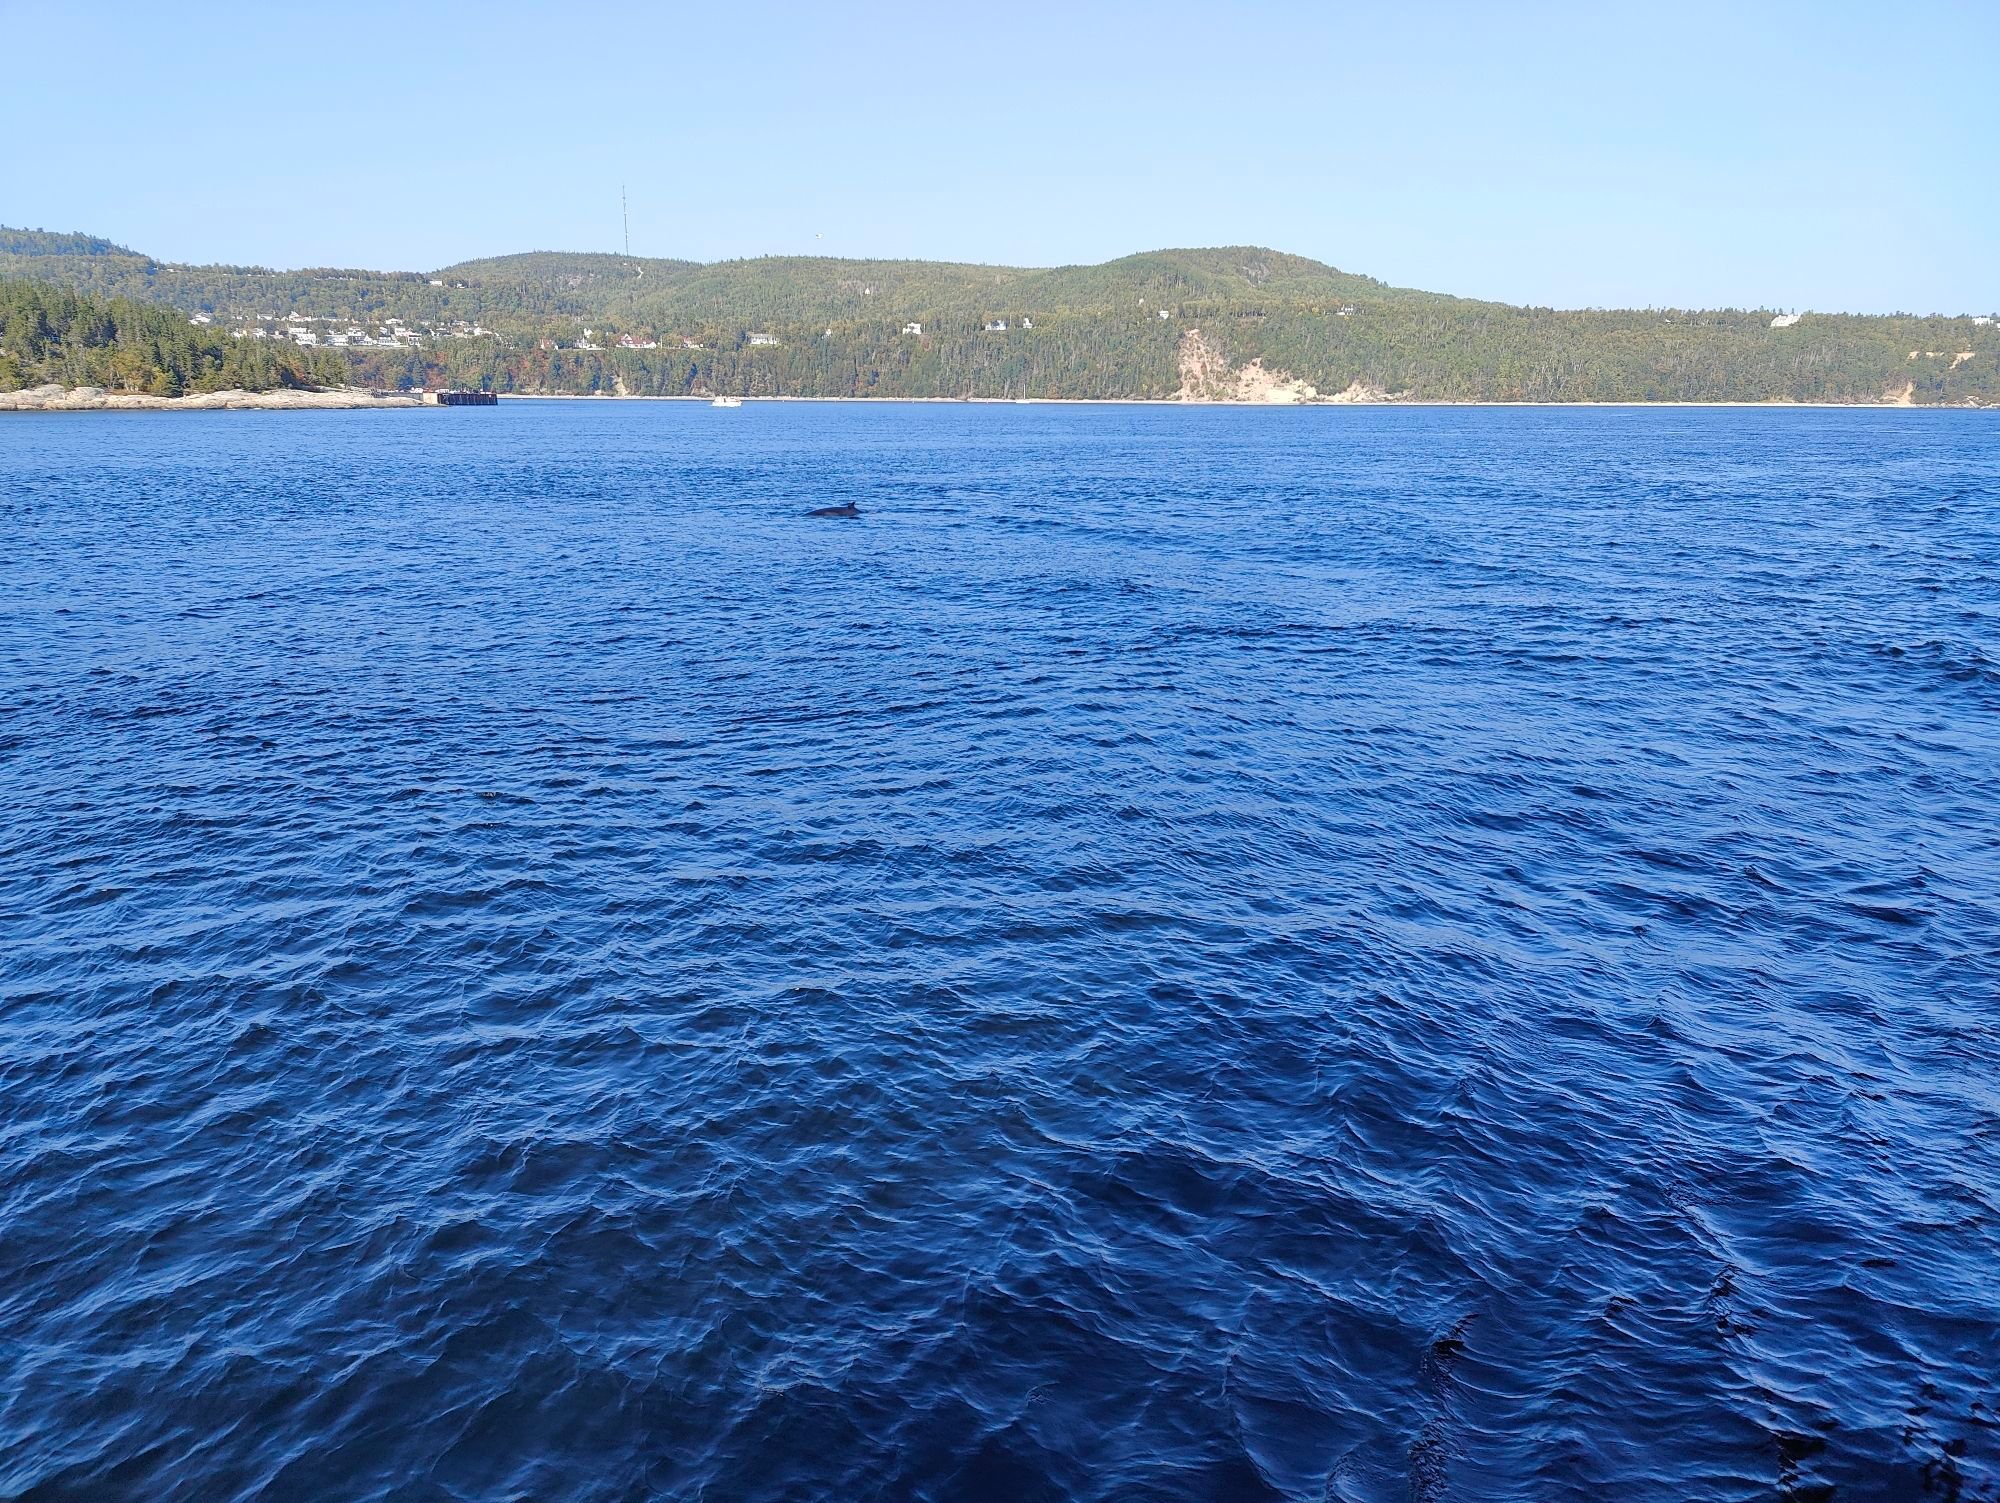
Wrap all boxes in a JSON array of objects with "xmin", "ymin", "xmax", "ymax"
[{"xmin": 3, "ymin": 402, "xmax": 1997, "ymax": 1501}]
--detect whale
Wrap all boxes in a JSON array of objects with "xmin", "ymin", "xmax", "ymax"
[{"xmin": 808, "ymin": 502, "xmax": 861, "ymax": 518}]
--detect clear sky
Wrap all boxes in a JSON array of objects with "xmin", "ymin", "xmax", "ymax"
[{"xmin": 3, "ymin": 0, "xmax": 1994, "ymax": 313}]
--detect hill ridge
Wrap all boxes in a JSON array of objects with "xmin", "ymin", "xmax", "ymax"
[{"xmin": 3, "ymin": 226, "xmax": 1994, "ymax": 405}]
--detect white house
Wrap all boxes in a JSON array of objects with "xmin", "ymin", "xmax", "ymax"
[
  {"xmin": 902, "ymin": 322, "xmax": 922, "ymax": 335},
  {"xmin": 1157, "ymin": 308, "xmax": 1171, "ymax": 320},
  {"xmin": 748, "ymin": 333, "xmax": 779, "ymax": 346},
  {"xmin": 1021, "ymin": 317, "xmax": 1033, "ymax": 329},
  {"xmin": 985, "ymin": 319, "xmax": 1008, "ymax": 332}
]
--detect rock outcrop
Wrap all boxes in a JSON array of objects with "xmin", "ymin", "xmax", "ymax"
[
  {"xmin": 1174, "ymin": 331, "xmax": 1322, "ymax": 404},
  {"xmin": 0, "ymin": 384, "xmax": 422, "ymax": 411}
]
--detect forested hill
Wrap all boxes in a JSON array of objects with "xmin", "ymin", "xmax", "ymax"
[
  {"xmin": 0, "ymin": 229, "xmax": 1417, "ymax": 330},
  {"xmin": 2, "ymin": 226, "xmax": 1996, "ymax": 405},
  {"xmin": 0, "ymin": 280, "xmax": 345, "ymax": 394}
]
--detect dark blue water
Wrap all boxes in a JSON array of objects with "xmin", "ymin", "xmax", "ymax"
[{"xmin": 3, "ymin": 402, "xmax": 1997, "ymax": 1501}]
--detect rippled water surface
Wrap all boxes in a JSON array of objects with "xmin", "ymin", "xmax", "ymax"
[{"xmin": 4, "ymin": 402, "xmax": 1998, "ymax": 1501}]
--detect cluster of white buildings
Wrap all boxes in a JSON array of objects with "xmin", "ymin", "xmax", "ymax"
[
  {"xmin": 203, "ymin": 313, "xmax": 496, "ymax": 349},
  {"xmin": 548, "ymin": 331, "xmax": 707, "ymax": 352},
  {"xmin": 902, "ymin": 317, "xmax": 1036, "ymax": 337},
  {"xmin": 571, "ymin": 329, "xmax": 663, "ymax": 351}
]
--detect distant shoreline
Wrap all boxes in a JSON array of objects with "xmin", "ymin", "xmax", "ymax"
[
  {"xmin": 9, "ymin": 230, "xmax": 1994, "ymax": 412},
  {"xmin": 3, "ymin": 385, "xmax": 1986, "ymax": 413},
  {"xmin": 498, "ymin": 393, "xmax": 1989, "ymax": 411}
]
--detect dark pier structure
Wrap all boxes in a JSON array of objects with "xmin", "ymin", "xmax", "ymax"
[{"xmin": 424, "ymin": 390, "xmax": 498, "ymax": 406}]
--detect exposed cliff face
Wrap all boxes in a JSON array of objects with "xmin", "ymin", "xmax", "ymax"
[
  {"xmin": 1173, "ymin": 328, "xmax": 1233, "ymax": 400},
  {"xmin": 1174, "ymin": 329, "xmax": 1322, "ymax": 403}
]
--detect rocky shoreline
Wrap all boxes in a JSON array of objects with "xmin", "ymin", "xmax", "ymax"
[
  {"xmin": 6, "ymin": 383, "xmax": 1985, "ymax": 413},
  {"xmin": 0, "ymin": 384, "xmax": 422, "ymax": 412}
]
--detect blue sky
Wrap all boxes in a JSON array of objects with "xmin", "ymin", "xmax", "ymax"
[{"xmin": 3, "ymin": 1, "xmax": 1994, "ymax": 312}]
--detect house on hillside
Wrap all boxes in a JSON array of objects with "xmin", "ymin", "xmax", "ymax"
[
  {"xmin": 747, "ymin": 333, "xmax": 780, "ymax": 346},
  {"xmin": 985, "ymin": 319, "xmax": 1008, "ymax": 332},
  {"xmin": 902, "ymin": 322, "xmax": 922, "ymax": 336},
  {"xmin": 1021, "ymin": 317, "xmax": 1032, "ymax": 329}
]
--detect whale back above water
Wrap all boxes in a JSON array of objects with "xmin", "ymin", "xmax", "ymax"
[{"xmin": 808, "ymin": 501, "xmax": 861, "ymax": 518}]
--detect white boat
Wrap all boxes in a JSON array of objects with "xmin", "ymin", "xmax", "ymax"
[{"xmin": 711, "ymin": 395, "xmax": 743, "ymax": 408}]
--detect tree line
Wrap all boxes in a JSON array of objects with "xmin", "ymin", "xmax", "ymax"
[
  {"xmin": 5, "ymin": 225, "xmax": 1997, "ymax": 404},
  {"xmin": 0, "ymin": 280, "xmax": 346, "ymax": 395}
]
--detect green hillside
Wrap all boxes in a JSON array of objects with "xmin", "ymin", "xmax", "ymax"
[
  {"xmin": 2, "ymin": 226, "xmax": 1995, "ymax": 404},
  {"xmin": 0, "ymin": 280, "xmax": 345, "ymax": 395}
]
